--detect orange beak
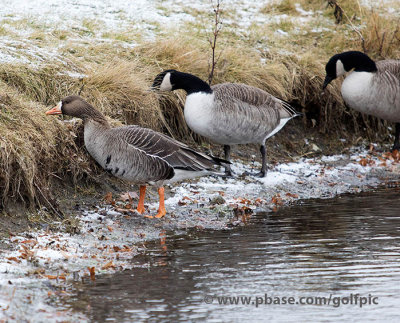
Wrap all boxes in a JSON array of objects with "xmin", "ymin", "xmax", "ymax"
[{"xmin": 46, "ymin": 101, "xmax": 62, "ymax": 115}]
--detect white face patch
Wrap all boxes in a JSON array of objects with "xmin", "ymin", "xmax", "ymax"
[
  {"xmin": 160, "ymin": 72, "xmax": 173, "ymax": 91},
  {"xmin": 336, "ymin": 59, "xmax": 346, "ymax": 77}
]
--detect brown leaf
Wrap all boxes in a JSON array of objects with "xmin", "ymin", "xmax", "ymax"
[
  {"xmin": 104, "ymin": 192, "xmax": 114, "ymax": 205},
  {"xmin": 7, "ymin": 257, "xmax": 21, "ymax": 263},
  {"xmin": 20, "ymin": 239, "xmax": 37, "ymax": 245},
  {"xmin": 124, "ymin": 203, "xmax": 133, "ymax": 209},
  {"xmin": 271, "ymin": 194, "xmax": 283, "ymax": 206},
  {"xmin": 369, "ymin": 144, "xmax": 374, "ymax": 152},
  {"xmin": 88, "ymin": 267, "xmax": 96, "ymax": 281},
  {"xmin": 101, "ymin": 261, "xmax": 116, "ymax": 270},
  {"xmin": 119, "ymin": 192, "xmax": 139, "ymax": 201},
  {"xmin": 359, "ymin": 158, "xmax": 368, "ymax": 166},
  {"xmin": 32, "ymin": 268, "xmax": 45, "ymax": 275}
]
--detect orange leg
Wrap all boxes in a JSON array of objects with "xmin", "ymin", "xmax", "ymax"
[
  {"xmin": 136, "ymin": 185, "xmax": 146, "ymax": 214},
  {"xmin": 155, "ymin": 187, "xmax": 166, "ymax": 218}
]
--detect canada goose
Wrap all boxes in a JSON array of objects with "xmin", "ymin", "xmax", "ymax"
[
  {"xmin": 46, "ymin": 96, "xmax": 228, "ymax": 218},
  {"xmin": 152, "ymin": 70, "xmax": 301, "ymax": 177},
  {"xmin": 323, "ymin": 51, "xmax": 400, "ymax": 151}
]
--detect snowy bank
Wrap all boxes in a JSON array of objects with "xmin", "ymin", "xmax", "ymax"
[{"xmin": 1, "ymin": 147, "xmax": 400, "ymax": 321}]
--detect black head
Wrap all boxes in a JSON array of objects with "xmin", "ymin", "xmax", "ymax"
[
  {"xmin": 151, "ymin": 70, "xmax": 212, "ymax": 95},
  {"xmin": 151, "ymin": 69, "xmax": 178, "ymax": 91},
  {"xmin": 323, "ymin": 51, "xmax": 377, "ymax": 89}
]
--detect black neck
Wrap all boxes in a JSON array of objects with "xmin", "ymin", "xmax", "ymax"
[{"xmin": 173, "ymin": 72, "xmax": 212, "ymax": 95}]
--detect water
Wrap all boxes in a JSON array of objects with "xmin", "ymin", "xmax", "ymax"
[{"xmin": 63, "ymin": 188, "xmax": 400, "ymax": 322}]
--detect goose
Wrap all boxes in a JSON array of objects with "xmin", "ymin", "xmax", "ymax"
[
  {"xmin": 151, "ymin": 70, "xmax": 301, "ymax": 177},
  {"xmin": 323, "ymin": 51, "xmax": 400, "ymax": 151},
  {"xmin": 46, "ymin": 96, "xmax": 228, "ymax": 218}
]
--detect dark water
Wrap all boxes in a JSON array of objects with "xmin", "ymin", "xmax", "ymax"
[{"xmin": 64, "ymin": 188, "xmax": 400, "ymax": 322}]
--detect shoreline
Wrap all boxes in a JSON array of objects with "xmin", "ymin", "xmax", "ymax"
[{"xmin": 1, "ymin": 146, "xmax": 400, "ymax": 321}]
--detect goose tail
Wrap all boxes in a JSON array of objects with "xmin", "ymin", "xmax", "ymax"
[
  {"xmin": 279, "ymin": 99, "xmax": 303, "ymax": 118},
  {"xmin": 210, "ymin": 155, "xmax": 231, "ymax": 166}
]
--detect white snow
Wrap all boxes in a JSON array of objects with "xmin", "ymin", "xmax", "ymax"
[
  {"xmin": 0, "ymin": 0, "xmax": 399, "ymax": 320},
  {"xmin": 0, "ymin": 146, "xmax": 400, "ymax": 320}
]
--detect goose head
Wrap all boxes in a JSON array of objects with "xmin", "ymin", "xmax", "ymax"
[
  {"xmin": 151, "ymin": 70, "xmax": 212, "ymax": 95},
  {"xmin": 46, "ymin": 95, "xmax": 105, "ymax": 122},
  {"xmin": 323, "ymin": 51, "xmax": 378, "ymax": 89},
  {"xmin": 151, "ymin": 69, "xmax": 178, "ymax": 91}
]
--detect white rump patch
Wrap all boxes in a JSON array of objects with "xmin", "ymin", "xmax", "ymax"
[
  {"xmin": 265, "ymin": 118, "xmax": 291, "ymax": 140},
  {"xmin": 160, "ymin": 72, "xmax": 172, "ymax": 91},
  {"xmin": 336, "ymin": 59, "xmax": 346, "ymax": 77},
  {"xmin": 169, "ymin": 169, "xmax": 211, "ymax": 182}
]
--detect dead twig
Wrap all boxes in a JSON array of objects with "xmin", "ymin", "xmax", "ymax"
[
  {"xmin": 327, "ymin": 0, "xmax": 366, "ymax": 53},
  {"xmin": 34, "ymin": 182, "xmax": 64, "ymax": 219},
  {"xmin": 207, "ymin": 0, "xmax": 223, "ymax": 85},
  {"xmin": 78, "ymin": 78, "xmax": 85, "ymax": 96}
]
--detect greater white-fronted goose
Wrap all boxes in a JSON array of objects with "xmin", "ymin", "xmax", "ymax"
[
  {"xmin": 46, "ymin": 96, "xmax": 228, "ymax": 218},
  {"xmin": 152, "ymin": 70, "xmax": 301, "ymax": 177},
  {"xmin": 323, "ymin": 51, "xmax": 400, "ymax": 150}
]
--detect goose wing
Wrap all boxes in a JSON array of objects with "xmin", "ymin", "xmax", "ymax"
[
  {"xmin": 376, "ymin": 60, "xmax": 400, "ymax": 105},
  {"xmin": 111, "ymin": 126, "xmax": 224, "ymax": 172},
  {"xmin": 211, "ymin": 83, "xmax": 299, "ymax": 119}
]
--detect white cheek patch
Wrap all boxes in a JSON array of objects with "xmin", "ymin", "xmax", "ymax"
[
  {"xmin": 336, "ymin": 59, "xmax": 346, "ymax": 77},
  {"xmin": 56, "ymin": 101, "xmax": 63, "ymax": 112},
  {"xmin": 160, "ymin": 72, "xmax": 172, "ymax": 91}
]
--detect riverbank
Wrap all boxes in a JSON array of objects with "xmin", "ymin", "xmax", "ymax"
[
  {"xmin": 1, "ymin": 0, "xmax": 400, "ymax": 321},
  {"xmin": 1, "ymin": 146, "xmax": 400, "ymax": 321},
  {"xmin": 1, "ymin": 0, "xmax": 400, "ymax": 215}
]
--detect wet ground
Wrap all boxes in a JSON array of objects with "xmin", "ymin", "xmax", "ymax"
[{"xmin": 61, "ymin": 187, "xmax": 400, "ymax": 322}]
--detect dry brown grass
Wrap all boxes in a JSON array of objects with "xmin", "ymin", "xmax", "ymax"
[
  {"xmin": 362, "ymin": 10, "xmax": 400, "ymax": 59},
  {"xmin": 0, "ymin": 82, "xmax": 93, "ymax": 212},
  {"xmin": 0, "ymin": 0, "xmax": 399, "ymax": 215}
]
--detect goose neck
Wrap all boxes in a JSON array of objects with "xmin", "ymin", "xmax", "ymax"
[{"xmin": 175, "ymin": 72, "xmax": 212, "ymax": 95}]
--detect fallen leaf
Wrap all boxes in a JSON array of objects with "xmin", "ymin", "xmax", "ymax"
[
  {"xmin": 88, "ymin": 267, "xmax": 96, "ymax": 281},
  {"xmin": 20, "ymin": 239, "xmax": 37, "ymax": 245},
  {"xmin": 119, "ymin": 192, "xmax": 139, "ymax": 201},
  {"xmin": 6, "ymin": 257, "xmax": 21, "ymax": 263},
  {"xmin": 369, "ymin": 144, "xmax": 374, "ymax": 152},
  {"xmin": 32, "ymin": 268, "xmax": 45, "ymax": 275},
  {"xmin": 101, "ymin": 261, "xmax": 116, "ymax": 270},
  {"xmin": 104, "ymin": 192, "xmax": 114, "ymax": 205}
]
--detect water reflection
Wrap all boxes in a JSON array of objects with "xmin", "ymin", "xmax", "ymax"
[{"xmin": 63, "ymin": 188, "xmax": 400, "ymax": 322}]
